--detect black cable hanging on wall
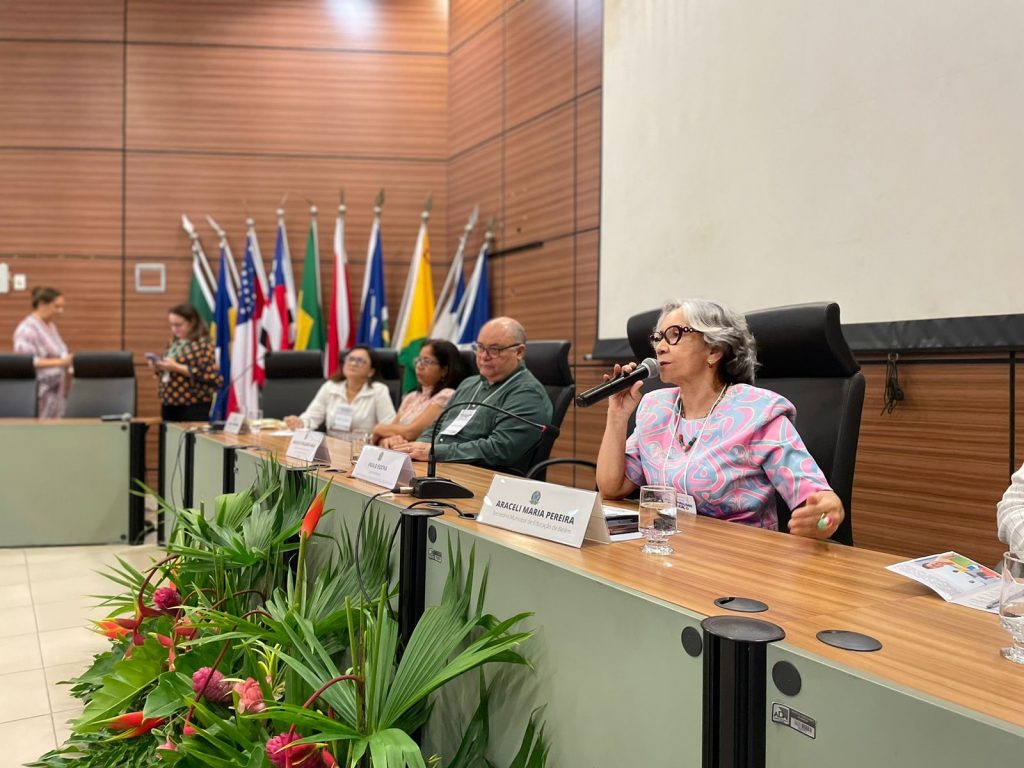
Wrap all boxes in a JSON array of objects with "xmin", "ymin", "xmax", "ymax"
[{"xmin": 882, "ymin": 352, "xmax": 904, "ymax": 415}]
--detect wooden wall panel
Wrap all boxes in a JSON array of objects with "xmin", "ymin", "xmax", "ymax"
[
  {"xmin": 576, "ymin": 0, "xmax": 602, "ymax": 94},
  {"xmin": 447, "ymin": 138, "xmax": 503, "ymax": 251},
  {"xmin": 123, "ymin": 257, "xmax": 192, "ymax": 360},
  {"xmin": 575, "ymin": 89, "xmax": 601, "ymax": 233},
  {"xmin": 504, "ymin": 0, "xmax": 574, "ymax": 129},
  {"xmin": 500, "ymin": 235, "xmax": 574, "ymax": 344},
  {"xmin": 0, "ymin": 0, "xmax": 123, "ymax": 40},
  {"xmin": 853, "ymin": 362, "xmax": 1009, "ymax": 564},
  {"xmin": 0, "ymin": 150, "xmax": 122, "ymax": 257},
  {"xmin": 127, "ymin": 0, "xmax": 447, "ymax": 53},
  {"xmin": 0, "ymin": 42, "xmax": 122, "ymax": 149},
  {"xmin": 571, "ymin": 365, "xmax": 608, "ymax": 465},
  {"xmin": 503, "ymin": 104, "xmax": 574, "ymax": 247},
  {"xmin": 125, "ymin": 153, "xmax": 447, "ymax": 264},
  {"xmin": 449, "ymin": 21, "xmax": 503, "ymax": 157},
  {"xmin": 0, "ymin": 257, "xmax": 122, "ymax": 353},
  {"xmin": 575, "ymin": 230, "xmax": 598, "ymax": 364},
  {"xmin": 126, "ymin": 46, "xmax": 447, "ymax": 158},
  {"xmin": 449, "ymin": 0, "xmax": 502, "ymax": 51}
]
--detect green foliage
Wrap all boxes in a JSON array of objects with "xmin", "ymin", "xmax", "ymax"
[{"xmin": 74, "ymin": 639, "xmax": 167, "ymax": 732}]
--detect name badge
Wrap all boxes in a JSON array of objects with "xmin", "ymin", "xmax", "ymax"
[
  {"xmin": 476, "ymin": 476, "xmax": 598, "ymax": 548},
  {"xmin": 330, "ymin": 405, "xmax": 355, "ymax": 432},
  {"xmin": 677, "ymin": 493, "xmax": 697, "ymax": 516},
  {"xmin": 286, "ymin": 429, "xmax": 331, "ymax": 464},
  {"xmin": 441, "ymin": 407, "xmax": 477, "ymax": 436},
  {"xmin": 224, "ymin": 412, "xmax": 249, "ymax": 435},
  {"xmin": 352, "ymin": 447, "xmax": 415, "ymax": 490}
]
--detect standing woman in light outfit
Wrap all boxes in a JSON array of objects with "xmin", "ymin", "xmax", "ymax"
[
  {"xmin": 13, "ymin": 287, "xmax": 73, "ymax": 418},
  {"xmin": 596, "ymin": 298, "xmax": 845, "ymax": 539},
  {"xmin": 373, "ymin": 339, "xmax": 467, "ymax": 445},
  {"xmin": 285, "ymin": 344, "xmax": 396, "ymax": 436}
]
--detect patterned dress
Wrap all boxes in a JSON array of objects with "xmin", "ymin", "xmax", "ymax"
[
  {"xmin": 13, "ymin": 314, "xmax": 68, "ymax": 418},
  {"xmin": 624, "ymin": 383, "xmax": 831, "ymax": 530},
  {"xmin": 159, "ymin": 336, "xmax": 223, "ymax": 415}
]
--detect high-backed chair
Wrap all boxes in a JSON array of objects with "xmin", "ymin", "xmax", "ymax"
[
  {"xmin": 0, "ymin": 354, "xmax": 38, "ymax": 417},
  {"xmin": 370, "ymin": 347, "xmax": 403, "ymax": 408},
  {"xmin": 626, "ymin": 302, "xmax": 864, "ymax": 545},
  {"xmin": 64, "ymin": 351, "xmax": 136, "ymax": 417},
  {"xmin": 261, "ymin": 351, "xmax": 324, "ymax": 419},
  {"xmin": 522, "ymin": 340, "xmax": 575, "ymax": 479}
]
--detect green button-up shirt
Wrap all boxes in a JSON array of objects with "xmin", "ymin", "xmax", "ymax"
[{"xmin": 418, "ymin": 364, "xmax": 553, "ymax": 474}]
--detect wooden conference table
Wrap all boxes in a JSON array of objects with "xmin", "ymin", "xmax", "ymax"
[{"xmin": 164, "ymin": 425, "xmax": 1024, "ymax": 768}]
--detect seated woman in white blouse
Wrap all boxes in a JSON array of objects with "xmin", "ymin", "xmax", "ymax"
[
  {"xmin": 285, "ymin": 345, "xmax": 395, "ymax": 436},
  {"xmin": 372, "ymin": 339, "xmax": 467, "ymax": 445}
]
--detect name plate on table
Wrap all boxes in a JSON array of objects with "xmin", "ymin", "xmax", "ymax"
[
  {"xmin": 286, "ymin": 430, "xmax": 331, "ymax": 464},
  {"xmin": 477, "ymin": 476, "xmax": 599, "ymax": 548},
  {"xmin": 223, "ymin": 412, "xmax": 249, "ymax": 435},
  {"xmin": 352, "ymin": 447, "xmax": 414, "ymax": 489}
]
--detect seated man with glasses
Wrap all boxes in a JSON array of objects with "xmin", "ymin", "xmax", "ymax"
[
  {"xmin": 595, "ymin": 298, "xmax": 844, "ymax": 539},
  {"xmin": 383, "ymin": 317, "xmax": 552, "ymax": 474}
]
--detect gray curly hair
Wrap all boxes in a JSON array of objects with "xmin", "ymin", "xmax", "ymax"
[{"xmin": 657, "ymin": 299, "xmax": 758, "ymax": 384}]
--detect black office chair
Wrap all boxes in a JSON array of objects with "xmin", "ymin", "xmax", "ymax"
[
  {"xmin": 371, "ymin": 347, "xmax": 403, "ymax": 408},
  {"xmin": 626, "ymin": 302, "xmax": 864, "ymax": 545},
  {"xmin": 64, "ymin": 351, "xmax": 136, "ymax": 417},
  {"xmin": 521, "ymin": 340, "xmax": 575, "ymax": 480},
  {"xmin": 261, "ymin": 351, "xmax": 324, "ymax": 419},
  {"xmin": 0, "ymin": 354, "xmax": 38, "ymax": 417}
]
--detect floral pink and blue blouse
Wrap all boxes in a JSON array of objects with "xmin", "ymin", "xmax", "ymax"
[{"xmin": 624, "ymin": 383, "xmax": 831, "ymax": 530}]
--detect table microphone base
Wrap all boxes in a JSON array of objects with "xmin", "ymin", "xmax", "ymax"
[{"xmin": 409, "ymin": 476, "xmax": 474, "ymax": 499}]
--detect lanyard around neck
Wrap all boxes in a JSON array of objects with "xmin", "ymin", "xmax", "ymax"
[
  {"xmin": 661, "ymin": 384, "xmax": 729, "ymax": 493},
  {"xmin": 470, "ymin": 367, "xmax": 525, "ymax": 405}
]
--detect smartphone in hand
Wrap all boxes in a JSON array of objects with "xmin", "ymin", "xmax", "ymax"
[{"xmin": 144, "ymin": 352, "xmax": 161, "ymax": 364}]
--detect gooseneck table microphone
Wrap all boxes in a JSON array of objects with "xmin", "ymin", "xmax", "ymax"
[{"xmin": 408, "ymin": 399, "xmax": 561, "ymax": 499}]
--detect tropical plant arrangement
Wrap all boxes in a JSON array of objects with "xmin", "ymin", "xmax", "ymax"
[{"xmin": 29, "ymin": 459, "xmax": 548, "ymax": 768}]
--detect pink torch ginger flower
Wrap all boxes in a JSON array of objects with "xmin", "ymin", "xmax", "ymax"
[
  {"xmin": 192, "ymin": 667, "xmax": 232, "ymax": 703},
  {"xmin": 234, "ymin": 677, "xmax": 267, "ymax": 714},
  {"xmin": 153, "ymin": 585, "xmax": 182, "ymax": 611},
  {"xmin": 265, "ymin": 732, "xmax": 327, "ymax": 768}
]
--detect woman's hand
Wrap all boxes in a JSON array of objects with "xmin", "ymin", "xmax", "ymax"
[
  {"xmin": 788, "ymin": 491, "xmax": 845, "ymax": 539},
  {"xmin": 284, "ymin": 416, "xmax": 303, "ymax": 431},
  {"xmin": 380, "ymin": 435, "xmax": 406, "ymax": 450},
  {"xmin": 604, "ymin": 362, "xmax": 645, "ymax": 422},
  {"xmin": 154, "ymin": 358, "xmax": 188, "ymax": 376}
]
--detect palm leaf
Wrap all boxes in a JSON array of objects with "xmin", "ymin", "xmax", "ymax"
[{"xmin": 74, "ymin": 639, "xmax": 167, "ymax": 732}]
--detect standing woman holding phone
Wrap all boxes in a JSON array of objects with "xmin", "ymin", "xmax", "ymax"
[
  {"xmin": 150, "ymin": 303, "xmax": 223, "ymax": 421},
  {"xmin": 13, "ymin": 286, "xmax": 73, "ymax": 418}
]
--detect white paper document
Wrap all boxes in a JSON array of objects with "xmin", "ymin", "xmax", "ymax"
[{"xmin": 887, "ymin": 551, "xmax": 1002, "ymax": 613}]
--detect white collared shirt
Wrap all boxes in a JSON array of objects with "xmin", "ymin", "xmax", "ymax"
[{"xmin": 298, "ymin": 380, "xmax": 396, "ymax": 436}]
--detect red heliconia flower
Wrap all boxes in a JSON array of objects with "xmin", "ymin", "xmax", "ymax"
[
  {"xmin": 158, "ymin": 739, "xmax": 178, "ymax": 752},
  {"xmin": 182, "ymin": 720, "xmax": 197, "ymax": 738},
  {"xmin": 266, "ymin": 733, "xmax": 327, "ymax": 768},
  {"xmin": 322, "ymin": 751, "xmax": 338, "ymax": 767},
  {"xmin": 300, "ymin": 483, "xmax": 332, "ymax": 539},
  {"xmin": 193, "ymin": 667, "xmax": 232, "ymax": 703},
  {"xmin": 173, "ymin": 621, "xmax": 197, "ymax": 639},
  {"xmin": 233, "ymin": 677, "xmax": 267, "ymax": 714},
  {"xmin": 93, "ymin": 620, "xmax": 132, "ymax": 640},
  {"xmin": 108, "ymin": 711, "xmax": 165, "ymax": 738},
  {"xmin": 153, "ymin": 585, "xmax": 182, "ymax": 611}
]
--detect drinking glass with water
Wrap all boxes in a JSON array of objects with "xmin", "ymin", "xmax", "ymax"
[
  {"xmin": 999, "ymin": 551, "xmax": 1024, "ymax": 664},
  {"xmin": 638, "ymin": 485, "xmax": 677, "ymax": 555}
]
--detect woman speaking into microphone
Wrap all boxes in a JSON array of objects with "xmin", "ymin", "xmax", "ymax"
[{"xmin": 595, "ymin": 298, "xmax": 843, "ymax": 539}]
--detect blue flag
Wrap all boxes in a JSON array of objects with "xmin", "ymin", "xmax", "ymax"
[
  {"xmin": 210, "ymin": 245, "xmax": 234, "ymax": 421},
  {"xmin": 357, "ymin": 214, "xmax": 389, "ymax": 346},
  {"xmin": 457, "ymin": 239, "xmax": 490, "ymax": 344}
]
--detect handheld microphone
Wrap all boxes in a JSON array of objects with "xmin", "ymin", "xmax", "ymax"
[
  {"xmin": 409, "ymin": 399, "xmax": 560, "ymax": 499},
  {"xmin": 574, "ymin": 358, "xmax": 660, "ymax": 408}
]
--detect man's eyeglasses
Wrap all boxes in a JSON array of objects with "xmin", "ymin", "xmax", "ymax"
[
  {"xmin": 413, "ymin": 357, "xmax": 439, "ymax": 367},
  {"xmin": 648, "ymin": 325, "xmax": 700, "ymax": 346},
  {"xmin": 471, "ymin": 342, "xmax": 522, "ymax": 358}
]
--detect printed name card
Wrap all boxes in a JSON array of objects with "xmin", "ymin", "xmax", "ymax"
[
  {"xmin": 286, "ymin": 430, "xmax": 331, "ymax": 464},
  {"xmin": 224, "ymin": 412, "xmax": 249, "ymax": 435},
  {"xmin": 476, "ymin": 476, "xmax": 599, "ymax": 548},
  {"xmin": 352, "ymin": 446, "xmax": 415, "ymax": 489}
]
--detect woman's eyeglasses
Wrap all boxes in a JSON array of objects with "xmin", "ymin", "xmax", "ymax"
[
  {"xmin": 648, "ymin": 325, "xmax": 699, "ymax": 346},
  {"xmin": 413, "ymin": 357, "xmax": 440, "ymax": 367},
  {"xmin": 345, "ymin": 357, "xmax": 370, "ymax": 367}
]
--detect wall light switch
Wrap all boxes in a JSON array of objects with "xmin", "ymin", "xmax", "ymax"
[
  {"xmin": 0, "ymin": 263, "xmax": 8, "ymax": 294},
  {"xmin": 12, "ymin": 273, "xmax": 26, "ymax": 291}
]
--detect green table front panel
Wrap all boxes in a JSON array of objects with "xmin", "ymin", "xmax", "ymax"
[
  {"xmin": 422, "ymin": 521, "xmax": 705, "ymax": 768},
  {"xmin": 0, "ymin": 423, "xmax": 130, "ymax": 547},
  {"xmin": 765, "ymin": 644, "xmax": 1024, "ymax": 767},
  {"xmin": 193, "ymin": 435, "xmax": 226, "ymax": 511}
]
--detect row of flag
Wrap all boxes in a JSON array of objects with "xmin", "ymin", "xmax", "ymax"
[{"xmin": 183, "ymin": 202, "xmax": 492, "ymax": 420}]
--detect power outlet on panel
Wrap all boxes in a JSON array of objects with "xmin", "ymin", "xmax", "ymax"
[
  {"xmin": 0, "ymin": 263, "xmax": 9, "ymax": 294},
  {"xmin": 13, "ymin": 274, "xmax": 26, "ymax": 291}
]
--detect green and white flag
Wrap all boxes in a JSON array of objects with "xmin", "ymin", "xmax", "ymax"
[{"xmin": 182, "ymin": 215, "xmax": 214, "ymax": 326}]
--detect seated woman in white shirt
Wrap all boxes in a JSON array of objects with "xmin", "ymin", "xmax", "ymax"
[
  {"xmin": 998, "ymin": 462, "xmax": 1024, "ymax": 554},
  {"xmin": 372, "ymin": 339, "xmax": 467, "ymax": 445},
  {"xmin": 285, "ymin": 345, "xmax": 395, "ymax": 436}
]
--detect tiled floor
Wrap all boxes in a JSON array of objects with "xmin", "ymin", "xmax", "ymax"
[{"xmin": 0, "ymin": 544, "xmax": 165, "ymax": 768}]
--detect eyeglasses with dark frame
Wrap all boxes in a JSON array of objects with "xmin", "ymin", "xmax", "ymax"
[
  {"xmin": 648, "ymin": 325, "xmax": 700, "ymax": 346},
  {"xmin": 471, "ymin": 342, "xmax": 523, "ymax": 358},
  {"xmin": 413, "ymin": 356, "xmax": 440, "ymax": 367}
]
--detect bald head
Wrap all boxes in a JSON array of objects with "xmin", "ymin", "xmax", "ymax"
[{"xmin": 474, "ymin": 316, "xmax": 527, "ymax": 383}]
